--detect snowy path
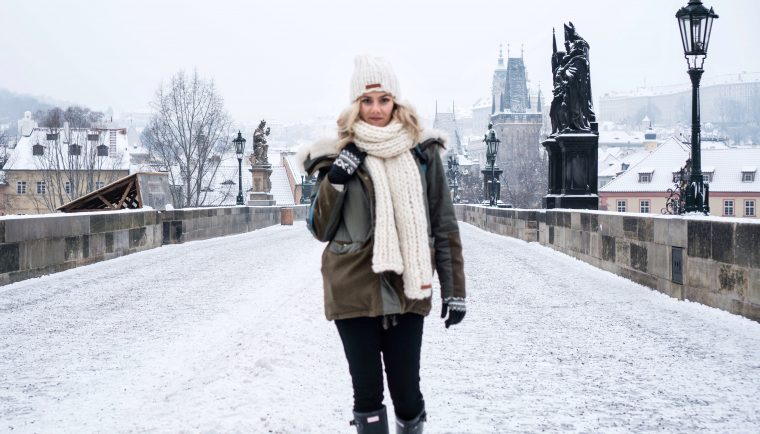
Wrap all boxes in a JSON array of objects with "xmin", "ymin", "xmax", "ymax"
[{"xmin": 1, "ymin": 222, "xmax": 760, "ymax": 433}]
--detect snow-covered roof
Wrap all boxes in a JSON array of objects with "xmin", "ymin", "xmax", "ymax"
[
  {"xmin": 742, "ymin": 166, "xmax": 757, "ymax": 172},
  {"xmin": 598, "ymin": 149, "xmax": 652, "ymax": 178},
  {"xmin": 284, "ymin": 154, "xmax": 304, "ymax": 183},
  {"xmin": 269, "ymin": 165, "xmax": 295, "ymax": 206},
  {"xmin": 598, "ymin": 130, "xmax": 645, "ymax": 146},
  {"xmin": 601, "ymin": 136, "xmax": 760, "ymax": 193},
  {"xmin": 7, "ymin": 127, "xmax": 141, "ymax": 171}
]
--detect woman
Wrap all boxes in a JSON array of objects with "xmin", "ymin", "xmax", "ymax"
[{"xmin": 297, "ymin": 55, "xmax": 466, "ymax": 434}]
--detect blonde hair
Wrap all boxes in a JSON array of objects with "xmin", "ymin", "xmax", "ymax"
[{"xmin": 337, "ymin": 97, "xmax": 423, "ymax": 149}]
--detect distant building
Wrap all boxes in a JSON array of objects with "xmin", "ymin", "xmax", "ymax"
[
  {"xmin": 599, "ymin": 136, "xmax": 760, "ymax": 217},
  {"xmin": 599, "ymin": 73, "xmax": 760, "ymax": 127},
  {"xmin": 0, "ymin": 126, "xmax": 147, "ymax": 215},
  {"xmin": 433, "ymin": 102, "xmax": 464, "ymax": 156}
]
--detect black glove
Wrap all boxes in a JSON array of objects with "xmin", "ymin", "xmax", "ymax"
[
  {"xmin": 327, "ymin": 143, "xmax": 366, "ymax": 184},
  {"xmin": 440, "ymin": 297, "xmax": 466, "ymax": 328}
]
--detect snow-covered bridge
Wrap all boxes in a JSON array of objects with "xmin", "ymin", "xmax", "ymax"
[{"xmin": 2, "ymin": 222, "xmax": 759, "ymax": 433}]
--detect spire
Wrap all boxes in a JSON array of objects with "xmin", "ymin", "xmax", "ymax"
[
  {"xmin": 521, "ymin": 43, "xmax": 524, "ymax": 59},
  {"xmin": 435, "ymin": 100, "xmax": 438, "ymax": 115},
  {"xmin": 507, "ymin": 43, "xmax": 510, "ymax": 58},
  {"xmin": 537, "ymin": 83, "xmax": 543, "ymax": 113},
  {"xmin": 497, "ymin": 44, "xmax": 505, "ymax": 68},
  {"xmin": 452, "ymin": 101, "xmax": 455, "ymax": 118}
]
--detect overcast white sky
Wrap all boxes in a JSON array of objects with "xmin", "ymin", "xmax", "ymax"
[{"xmin": 4, "ymin": 0, "xmax": 758, "ymax": 125}]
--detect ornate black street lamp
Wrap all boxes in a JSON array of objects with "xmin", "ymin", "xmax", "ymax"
[
  {"xmin": 676, "ymin": 0, "xmax": 718, "ymax": 214},
  {"xmin": 233, "ymin": 131, "xmax": 246, "ymax": 205},
  {"xmin": 483, "ymin": 123, "xmax": 502, "ymax": 206}
]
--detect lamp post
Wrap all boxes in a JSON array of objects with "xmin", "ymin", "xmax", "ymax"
[
  {"xmin": 233, "ymin": 131, "xmax": 246, "ymax": 205},
  {"xmin": 676, "ymin": 0, "xmax": 718, "ymax": 214},
  {"xmin": 301, "ymin": 174, "xmax": 315, "ymax": 204},
  {"xmin": 483, "ymin": 123, "xmax": 501, "ymax": 206},
  {"xmin": 447, "ymin": 154, "xmax": 461, "ymax": 204}
]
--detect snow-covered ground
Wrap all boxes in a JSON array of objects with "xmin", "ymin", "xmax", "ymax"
[{"xmin": 1, "ymin": 222, "xmax": 759, "ymax": 433}]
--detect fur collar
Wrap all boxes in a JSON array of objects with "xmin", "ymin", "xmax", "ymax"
[{"xmin": 296, "ymin": 128, "xmax": 448, "ymax": 174}]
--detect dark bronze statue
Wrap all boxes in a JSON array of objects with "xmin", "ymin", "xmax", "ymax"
[
  {"xmin": 252, "ymin": 119, "xmax": 271, "ymax": 165},
  {"xmin": 550, "ymin": 22, "xmax": 596, "ymax": 134}
]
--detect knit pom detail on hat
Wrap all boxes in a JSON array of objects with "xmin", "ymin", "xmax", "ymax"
[{"xmin": 350, "ymin": 55, "xmax": 401, "ymax": 102}]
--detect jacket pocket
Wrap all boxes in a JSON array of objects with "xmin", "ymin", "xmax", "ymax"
[{"xmin": 321, "ymin": 239, "xmax": 378, "ymax": 317}]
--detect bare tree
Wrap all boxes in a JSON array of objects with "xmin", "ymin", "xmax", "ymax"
[
  {"xmin": 142, "ymin": 70, "xmax": 233, "ymax": 208},
  {"xmin": 501, "ymin": 150, "xmax": 548, "ymax": 208}
]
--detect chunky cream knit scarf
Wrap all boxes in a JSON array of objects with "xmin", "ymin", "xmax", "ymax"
[{"xmin": 352, "ymin": 120, "xmax": 432, "ymax": 300}]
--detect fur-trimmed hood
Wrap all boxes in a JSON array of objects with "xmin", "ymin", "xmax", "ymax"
[{"xmin": 296, "ymin": 128, "xmax": 449, "ymax": 175}]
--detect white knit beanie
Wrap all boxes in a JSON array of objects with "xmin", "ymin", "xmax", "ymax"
[{"xmin": 350, "ymin": 55, "xmax": 401, "ymax": 102}]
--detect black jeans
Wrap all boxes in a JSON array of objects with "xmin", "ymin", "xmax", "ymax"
[{"xmin": 335, "ymin": 313, "xmax": 425, "ymax": 420}]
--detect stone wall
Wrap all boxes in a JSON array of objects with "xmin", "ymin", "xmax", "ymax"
[
  {"xmin": 456, "ymin": 205, "xmax": 760, "ymax": 322},
  {"xmin": 0, "ymin": 205, "xmax": 308, "ymax": 286}
]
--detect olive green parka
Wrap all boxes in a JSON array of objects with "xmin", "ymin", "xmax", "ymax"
[{"xmin": 299, "ymin": 131, "xmax": 466, "ymax": 321}]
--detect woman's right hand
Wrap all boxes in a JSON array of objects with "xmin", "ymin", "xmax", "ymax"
[{"xmin": 327, "ymin": 143, "xmax": 366, "ymax": 184}]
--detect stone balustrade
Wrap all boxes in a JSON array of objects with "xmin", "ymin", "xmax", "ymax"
[
  {"xmin": 455, "ymin": 205, "xmax": 760, "ymax": 322},
  {"xmin": 0, "ymin": 205, "xmax": 307, "ymax": 286}
]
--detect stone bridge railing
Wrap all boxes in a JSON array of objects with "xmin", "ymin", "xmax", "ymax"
[
  {"xmin": 4, "ymin": 203, "xmax": 757, "ymax": 323},
  {"xmin": 455, "ymin": 205, "xmax": 760, "ymax": 323},
  {"xmin": 0, "ymin": 205, "xmax": 308, "ymax": 286}
]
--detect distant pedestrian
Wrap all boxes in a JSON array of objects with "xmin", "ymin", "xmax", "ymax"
[{"xmin": 298, "ymin": 55, "xmax": 466, "ymax": 433}]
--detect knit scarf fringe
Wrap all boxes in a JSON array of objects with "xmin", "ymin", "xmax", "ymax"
[{"xmin": 352, "ymin": 120, "xmax": 432, "ymax": 300}]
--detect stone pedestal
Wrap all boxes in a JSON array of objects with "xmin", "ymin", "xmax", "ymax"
[
  {"xmin": 542, "ymin": 127, "xmax": 599, "ymax": 210},
  {"xmin": 247, "ymin": 162, "xmax": 276, "ymax": 206},
  {"xmin": 481, "ymin": 165, "xmax": 503, "ymax": 205}
]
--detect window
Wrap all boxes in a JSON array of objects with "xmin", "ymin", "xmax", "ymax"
[
  {"xmin": 68, "ymin": 144, "xmax": 81, "ymax": 156},
  {"xmin": 746, "ymin": 200, "xmax": 756, "ymax": 217},
  {"xmin": 638, "ymin": 173, "xmax": 651, "ymax": 183},
  {"xmin": 96, "ymin": 144, "xmax": 109, "ymax": 157},
  {"xmin": 724, "ymin": 200, "xmax": 735, "ymax": 216},
  {"xmin": 32, "ymin": 144, "xmax": 44, "ymax": 156},
  {"xmin": 36, "ymin": 181, "xmax": 46, "ymax": 194},
  {"xmin": 617, "ymin": 200, "xmax": 627, "ymax": 213},
  {"xmin": 743, "ymin": 172, "xmax": 755, "ymax": 182},
  {"xmin": 65, "ymin": 181, "xmax": 71, "ymax": 195},
  {"xmin": 95, "ymin": 181, "xmax": 104, "ymax": 190},
  {"xmin": 703, "ymin": 172, "xmax": 713, "ymax": 183},
  {"xmin": 16, "ymin": 181, "xmax": 27, "ymax": 194},
  {"xmin": 640, "ymin": 200, "xmax": 650, "ymax": 213}
]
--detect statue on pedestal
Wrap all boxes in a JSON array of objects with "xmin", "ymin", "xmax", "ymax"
[
  {"xmin": 550, "ymin": 22, "xmax": 596, "ymax": 135},
  {"xmin": 543, "ymin": 22, "xmax": 599, "ymax": 210},
  {"xmin": 252, "ymin": 119, "xmax": 271, "ymax": 165}
]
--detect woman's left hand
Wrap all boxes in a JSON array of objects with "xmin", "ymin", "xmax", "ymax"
[{"xmin": 440, "ymin": 297, "xmax": 466, "ymax": 328}]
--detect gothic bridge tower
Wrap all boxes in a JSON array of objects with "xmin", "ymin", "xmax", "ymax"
[{"xmin": 489, "ymin": 45, "xmax": 545, "ymax": 207}]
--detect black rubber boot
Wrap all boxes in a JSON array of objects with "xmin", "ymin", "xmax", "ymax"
[
  {"xmin": 395, "ymin": 408, "xmax": 426, "ymax": 434},
  {"xmin": 350, "ymin": 406, "xmax": 389, "ymax": 434}
]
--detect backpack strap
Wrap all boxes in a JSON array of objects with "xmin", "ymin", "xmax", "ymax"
[{"xmin": 412, "ymin": 143, "xmax": 429, "ymax": 174}]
